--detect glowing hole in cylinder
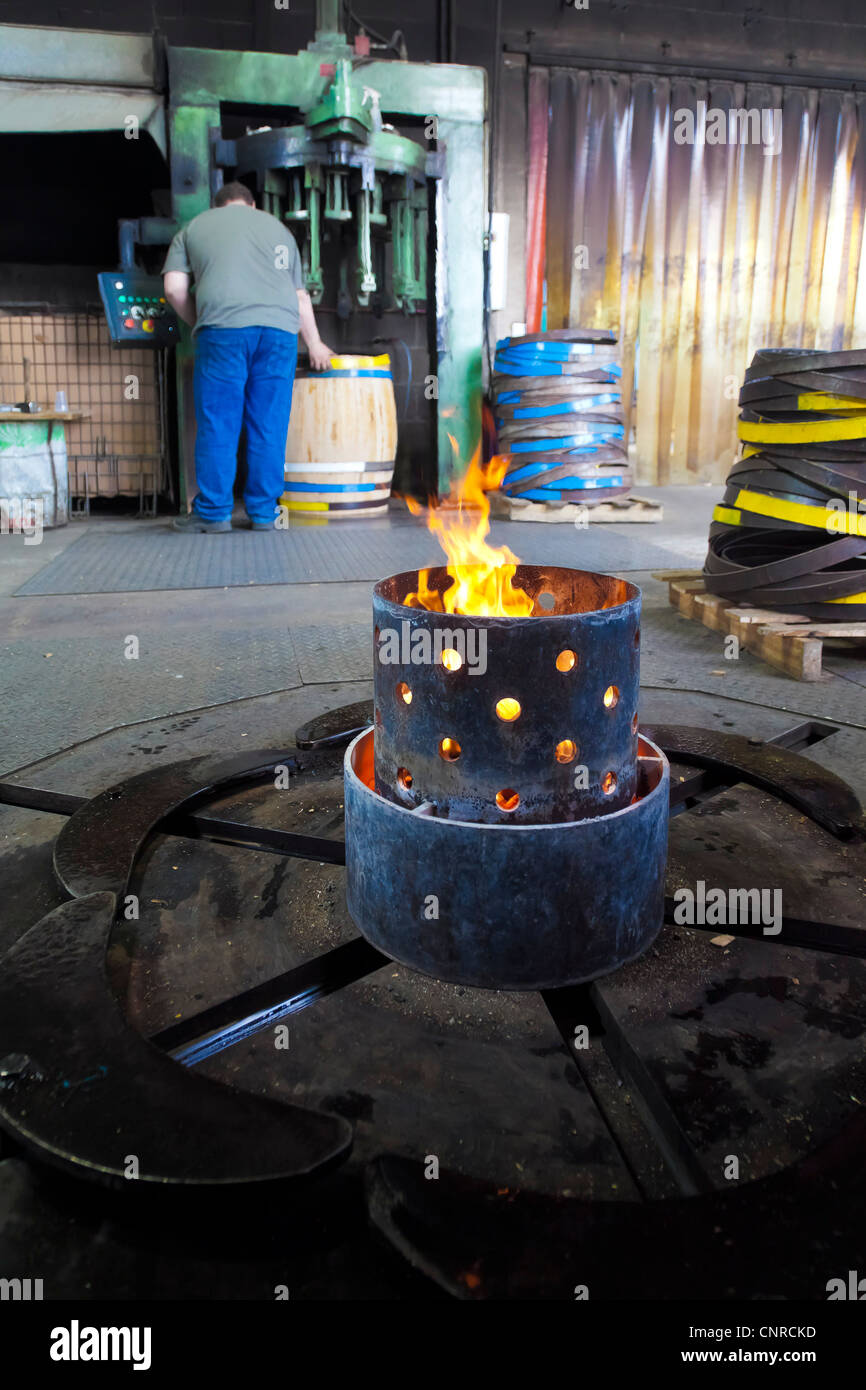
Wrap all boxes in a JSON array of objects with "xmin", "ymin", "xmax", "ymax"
[
  {"xmin": 496, "ymin": 788, "xmax": 520, "ymax": 811},
  {"xmin": 495, "ymin": 697, "xmax": 521, "ymax": 722},
  {"xmin": 439, "ymin": 737, "xmax": 462, "ymax": 761},
  {"xmin": 397, "ymin": 767, "xmax": 413, "ymax": 790},
  {"xmin": 556, "ymin": 649, "xmax": 576, "ymax": 672},
  {"xmin": 603, "ymin": 685, "xmax": 620, "ymax": 709},
  {"xmin": 555, "ymin": 739, "xmax": 577, "ymax": 764},
  {"xmin": 441, "ymin": 648, "xmax": 463, "ymax": 671},
  {"xmin": 602, "ymin": 771, "xmax": 617, "ymax": 795},
  {"xmin": 396, "ymin": 681, "xmax": 412, "ymax": 704}
]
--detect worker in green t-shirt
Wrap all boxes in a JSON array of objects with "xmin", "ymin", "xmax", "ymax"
[{"xmin": 163, "ymin": 181, "xmax": 333, "ymax": 532}]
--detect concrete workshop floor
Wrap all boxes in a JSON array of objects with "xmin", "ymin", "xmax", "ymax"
[
  {"xmin": 3, "ymin": 484, "xmax": 866, "ymax": 796},
  {"xmin": 4, "ymin": 483, "xmax": 866, "ymax": 1307}
]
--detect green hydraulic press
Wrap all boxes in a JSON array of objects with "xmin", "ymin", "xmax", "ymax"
[{"xmin": 166, "ymin": 0, "xmax": 486, "ymax": 501}]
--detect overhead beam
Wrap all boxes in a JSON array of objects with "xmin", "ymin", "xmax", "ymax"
[
  {"xmin": 0, "ymin": 22, "xmax": 157, "ymax": 90},
  {"xmin": 168, "ymin": 45, "xmax": 484, "ymax": 123}
]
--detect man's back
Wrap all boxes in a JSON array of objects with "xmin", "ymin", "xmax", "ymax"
[{"xmin": 163, "ymin": 205, "xmax": 304, "ymax": 334}]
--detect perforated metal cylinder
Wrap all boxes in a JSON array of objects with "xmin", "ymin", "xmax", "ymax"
[{"xmin": 372, "ymin": 565, "xmax": 641, "ymax": 825}]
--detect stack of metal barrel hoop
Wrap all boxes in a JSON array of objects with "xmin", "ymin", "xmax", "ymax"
[
  {"xmin": 705, "ymin": 347, "xmax": 866, "ymax": 619},
  {"xmin": 492, "ymin": 328, "xmax": 631, "ymax": 505}
]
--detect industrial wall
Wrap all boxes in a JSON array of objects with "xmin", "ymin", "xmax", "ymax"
[
  {"xmin": 3, "ymin": 2, "xmax": 866, "ymax": 489},
  {"xmin": 2, "ymin": 2, "xmax": 863, "ymax": 82}
]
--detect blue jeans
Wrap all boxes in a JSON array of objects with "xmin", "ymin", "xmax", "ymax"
[{"xmin": 192, "ymin": 326, "xmax": 297, "ymax": 523}]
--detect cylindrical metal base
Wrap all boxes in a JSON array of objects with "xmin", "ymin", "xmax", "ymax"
[{"xmin": 345, "ymin": 729, "xmax": 670, "ymax": 990}]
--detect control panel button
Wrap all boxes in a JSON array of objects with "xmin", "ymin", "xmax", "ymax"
[{"xmin": 142, "ymin": 319, "xmax": 154, "ymax": 332}]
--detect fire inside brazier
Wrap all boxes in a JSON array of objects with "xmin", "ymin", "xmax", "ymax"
[{"xmin": 344, "ymin": 461, "xmax": 670, "ymax": 989}]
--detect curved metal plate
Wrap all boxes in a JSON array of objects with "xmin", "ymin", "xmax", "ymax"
[
  {"xmin": 0, "ymin": 894, "xmax": 352, "ymax": 1187},
  {"xmin": 53, "ymin": 746, "xmax": 335, "ymax": 899},
  {"xmin": 295, "ymin": 699, "xmax": 374, "ymax": 749},
  {"xmin": 365, "ymin": 1136, "xmax": 866, "ymax": 1300},
  {"xmin": 643, "ymin": 724, "xmax": 864, "ymax": 840}
]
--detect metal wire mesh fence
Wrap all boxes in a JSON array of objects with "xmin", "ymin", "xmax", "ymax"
[{"xmin": 0, "ymin": 311, "xmax": 168, "ymax": 513}]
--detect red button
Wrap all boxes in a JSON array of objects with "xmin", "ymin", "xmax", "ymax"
[{"xmin": 124, "ymin": 317, "xmax": 135, "ymax": 329}]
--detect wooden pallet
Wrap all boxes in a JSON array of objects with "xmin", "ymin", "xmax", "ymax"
[
  {"xmin": 654, "ymin": 570, "xmax": 866, "ymax": 681},
  {"xmin": 490, "ymin": 493, "xmax": 663, "ymax": 524}
]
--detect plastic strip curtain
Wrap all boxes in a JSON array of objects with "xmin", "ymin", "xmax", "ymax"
[
  {"xmin": 532, "ymin": 68, "xmax": 866, "ymax": 484},
  {"xmin": 525, "ymin": 68, "xmax": 549, "ymax": 334}
]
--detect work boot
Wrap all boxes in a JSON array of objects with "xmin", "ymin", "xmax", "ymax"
[{"xmin": 172, "ymin": 513, "xmax": 232, "ymax": 533}]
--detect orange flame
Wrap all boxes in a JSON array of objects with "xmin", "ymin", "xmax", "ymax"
[{"xmin": 405, "ymin": 441, "xmax": 534, "ymax": 617}]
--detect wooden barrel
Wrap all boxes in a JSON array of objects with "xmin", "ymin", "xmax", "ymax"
[{"xmin": 281, "ymin": 353, "xmax": 398, "ymax": 519}]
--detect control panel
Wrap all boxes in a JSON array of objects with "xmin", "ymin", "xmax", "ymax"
[{"xmin": 97, "ymin": 272, "xmax": 179, "ymax": 346}]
